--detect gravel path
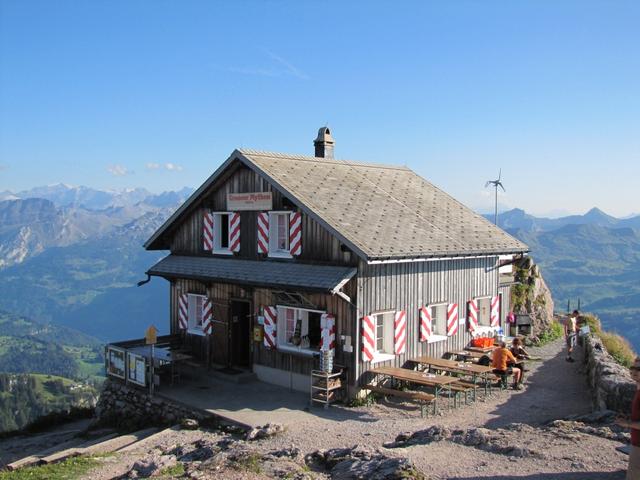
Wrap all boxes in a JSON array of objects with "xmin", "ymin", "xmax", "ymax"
[{"xmin": 82, "ymin": 338, "xmax": 629, "ymax": 479}]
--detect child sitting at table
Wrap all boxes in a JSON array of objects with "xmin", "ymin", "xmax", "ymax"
[{"xmin": 509, "ymin": 337, "xmax": 530, "ymax": 384}]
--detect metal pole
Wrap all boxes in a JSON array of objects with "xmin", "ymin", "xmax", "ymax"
[
  {"xmin": 149, "ymin": 343, "xmax": 154, "ymax": 397},
  {"xmin": 494, "ymin": 186, "xmax": 498, "ymax": 225}
]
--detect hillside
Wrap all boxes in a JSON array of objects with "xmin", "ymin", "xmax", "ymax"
[
  {"xmin": 0, "ymin": 373, "xmax": 97, "ymax": 433},
  {"xmin": 0, "ymin": 312, "xmax": 104, "ymax": 381}
]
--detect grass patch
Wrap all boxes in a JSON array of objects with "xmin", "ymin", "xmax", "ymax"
[
  {"xmin": 347, "ymin": 393, "xmax": 376, "ymax": 407},
  {"xmin": 233, "ymin": 452, "xmax": 262, "ymax": 474},
  {"xmin": 158, "ymin": 462, "xmax": 185, "ymax": 477},
  {"xmin": 0, "ymin": 455, "xmax": 100, "ymax": 480},
  {"xmin": 600, "ymin": 332, "xmax": 636, "ymax": 367},
  {"xmin": 534, "ymin": 320, "xmax": 564, "ymax": 346}
]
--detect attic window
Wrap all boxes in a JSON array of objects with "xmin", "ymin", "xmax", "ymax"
[
  {"xmin": 213, "ymin": 212, "xmax": 233, "ymax": 255},
  {"xmin": 269, "ymin": 211, "xmax": 292, "ymax": 258}
]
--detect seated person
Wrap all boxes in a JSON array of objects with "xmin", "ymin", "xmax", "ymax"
[
  {"xmin": 492, "ymin": 341, "xmax": 522, "ymax": 390},
  {"xmin": 509, "ymin": 337, "xmax": 530, "ymax": 382}
]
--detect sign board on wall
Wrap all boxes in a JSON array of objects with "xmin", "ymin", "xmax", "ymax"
[{"xmin": 227, "ymin": 192, "xmax": 273, "ymax": 211}]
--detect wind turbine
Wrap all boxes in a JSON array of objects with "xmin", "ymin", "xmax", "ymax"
[{"xmin": 485, "ymin": 169, "xmax": 505, "ymax": 226}]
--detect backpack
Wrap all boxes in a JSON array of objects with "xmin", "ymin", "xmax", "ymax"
[{"xmin": 478, "ymin": 355, "xmax": 491, "ymax": 366}]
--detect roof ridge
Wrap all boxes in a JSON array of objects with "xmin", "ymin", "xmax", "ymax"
[{"xmin": 238, "ymin": 148, "xmax": 411, "ymax": 171}]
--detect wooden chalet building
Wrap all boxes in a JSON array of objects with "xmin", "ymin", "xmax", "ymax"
[{"xmin": 135, "ymin": 128, "xmax": 528, "ymax": 397}]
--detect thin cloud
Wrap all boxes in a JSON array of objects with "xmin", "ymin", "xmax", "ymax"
[
  {"xmin": 107, "ymin": 164, "xmax": 132, "ymax": 176},
  {"xmin": 226, "ymin": 49, "xmax": 309, "ymax": 80},
  {"xmin": 165, "ymin": 163, "xmax": 183, "ymax": 171},
  {"xmin": 0, "ymin": 164, "xmax": 7, "ymax": 171},
  {"xmin": 146, "ymin": 162, "xmax": 183, "ymax": 172}
]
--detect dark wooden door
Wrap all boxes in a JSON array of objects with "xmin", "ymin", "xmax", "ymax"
[{"xmin": 230, "ymin": 300, "xmax": 251, "ymax": 367}]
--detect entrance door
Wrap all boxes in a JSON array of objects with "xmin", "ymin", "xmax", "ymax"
[{"xmin": 230, "ymin": 300, "xmax": 251, "ymax": 367}]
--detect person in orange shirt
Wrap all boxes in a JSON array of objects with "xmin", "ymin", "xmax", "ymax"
[{"xmin": 492, "ymin": 341, "xmax": 522, "ymax": 390}]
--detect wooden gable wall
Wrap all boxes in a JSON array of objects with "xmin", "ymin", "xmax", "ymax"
[{"xmin": 168, "ymin": 163, "xmax": 356, "ymax": 266}]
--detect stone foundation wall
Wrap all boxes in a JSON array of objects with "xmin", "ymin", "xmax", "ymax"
[
  {"xmin": 95, "ymin": 379, "xmax": 211, "ymax": 430},
  {"xmin": 583, "ymin": 334, "xmax": 636, "ymax": 412}
]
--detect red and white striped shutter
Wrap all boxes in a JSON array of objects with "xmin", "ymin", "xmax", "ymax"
[
  {"xmin": 178, "ymin": 294, "xmax": 188, "ymax": 330},
  {"xmin": 203, "ymin": 211, "xmax": 214, "ymax": 251},
  {"xmin": 202, "ymin": 297, "xmax": 213, "ymax": 335},
  {"xmin": 257, "ymin": 213, "xmax": 269, "ymax": 254},
  {"xmin": 320, "ymin": 313, "xmax": 336, "ymax": 352},
  {"xmin": 289, "ymin": 212, "xmax": 302, "ymax": 256},
  {"xmin": 490, "ymin": 295, "xmax": 501, "ymax": 327},
  {"xmin": 419, "ymin": 306, "xmax": 432, "ymax": 342},
  {"xmin": 263, "ymin": 306, "xmax": 277, "ymax": 349},
  {"xmin": 394, "ymin": 310, "xmax": 407, "ymax": 354},
  {"xmin": 361, "ymin": 315, "xmax": 375, "ymax": 362},
  {"xmin": 229, "ymin": 213, "xmax": 241, "ymax": 253},
  {"xmin": 467, "ymin": 299, "xmax": 479, "ymax": 333},
  {"xmin": 446, "ymin": 303, "xmax": 459, "ymax": 336}
]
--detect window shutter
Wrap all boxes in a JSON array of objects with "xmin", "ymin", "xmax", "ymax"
[
  {"xmin": 263, "ymin": 306, "xmax": 277, "ymax": 349},
  {"xmin": 490, "ymin": 296, "xmax": 500, "ymax": 327},
  {"xmin": 361, "ymin": 315, "xmax": 375, "ymax": 362},
  {"xmin": 203, "ymin": 211, "xmax": 214, "ymax": 251},
  {"xmin": 320, "ymin": 313, "xmax": 336, "ymax": 352},
  {"xmin": 393, "ymin": 310, "xmax": 407, "ymax": 354},
  {"xmin": 229, "ymin": 212, "xmax": 241, "ymax": 253},
  {"xmin": 467, "ymin": 299, "xmax": 479, "ymax": 333},
  {"xmin": 446, "ymin": 303, "xmax": 459, "ymax": 336},
  {"xmin": 419, "ymin": 306, "xmax": 432, "ymax": 342},
  {"xmin": 257, "ymin": 213, "xmax": 269, "ymax": 254},
  {"xmin": 202, "ymin": 297, "xmax": 213, "ymax": 335},
  {"xmin": 178, "ymin": 294, "xmax": 188, "ymax": 330},
  {"xmin": 289, "ymin": 212, "xmax": 302, "ymax": 256}
]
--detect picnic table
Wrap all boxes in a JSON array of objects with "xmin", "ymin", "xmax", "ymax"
[
  {"xmin": 369, "ymin": 366, "xmax": 459, "ymax": 413},
  {"xmin": 409, "ymin": 356, "xmax": 495, "ymax": 395},
  {"xmin": 465, "ymin": 345, "xmax": 496, "ymax": 354},
  {"xmin": 446, "ymin": 350, "xmax": 487, "ymax": 362}
]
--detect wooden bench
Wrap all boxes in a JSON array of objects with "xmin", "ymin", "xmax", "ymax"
[{"xmin": 363, "ymin": 384, "xmax": 435, "ymax": 417}]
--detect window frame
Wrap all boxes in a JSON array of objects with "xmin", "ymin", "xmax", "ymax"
[
  {"xmin": 211, "ymin": 211, "xmax": 234, "ymax": 255},
  {"xmin": 187, "ymin": 293, "xmax": 207, "ymax": 336},
  {"xmin": 370, "ymin": 310, "xmax": 396, "ymax": 363},
  {"xmin": 268, "ymin": 211, "xmax": 293, "ymax": 259},
  {"xmin": 427, "ymin": 303, "xmax": 449, "ymax": 343},
  {"xmin": 275, "ymin": 305, "xmax": 324, "ymax": 354},
  {"xmin": 477, "ymin": 296, "xmax": 492, "ymax": 326}
]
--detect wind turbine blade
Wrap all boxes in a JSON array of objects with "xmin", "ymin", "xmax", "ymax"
[{"xmin": 498, "ymin": 182, "xmax": 505, "ymax": 192}]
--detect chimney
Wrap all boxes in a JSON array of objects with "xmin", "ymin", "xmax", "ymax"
[{"xmin": 314, "ymin": 127, "xmax": 335, "ymax": 159}]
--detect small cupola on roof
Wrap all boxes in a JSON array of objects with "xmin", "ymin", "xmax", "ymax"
[{"xmin": 314, "ymin": 126, "xmax": 335, "ymax": 159}]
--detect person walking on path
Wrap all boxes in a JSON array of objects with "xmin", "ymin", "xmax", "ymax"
[
  {"xmin": 616, "ymin": 357, "xmax": 640, "ymax": 480},
  {"xmin": 564, "ymin": 310, "xmax": 579, "ymax": 362}
]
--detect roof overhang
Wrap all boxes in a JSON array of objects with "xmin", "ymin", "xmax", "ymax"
[{"xmin": 147, "ymin": 254, "xmax": 357, "ymax": 293}]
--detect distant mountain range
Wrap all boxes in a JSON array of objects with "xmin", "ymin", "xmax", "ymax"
[
  {"xmin": 0, "ymin": 184, "xmax": 638, "ymax": 353},
  {"xmin": 486, "ymin": 208, "xmax": 640, "ymax": 351}
]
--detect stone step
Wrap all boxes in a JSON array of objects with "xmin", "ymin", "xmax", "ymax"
[
  {"xmin": 118, "ymin": 425, "xmax": 180, "ymax": 452},
  {"xmin": 6, "ymin": 436, "xmax": 87, "ymax": 471},
  {"xmin": 83, "ymin": 427, "xmax": 159, "ymax": 454},
  {"xmin": 39, "ymin": 433, "xmax": 119, "ymax": 465}
]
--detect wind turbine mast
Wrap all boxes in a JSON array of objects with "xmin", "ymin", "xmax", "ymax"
[{"xmin": 485, "ymin": 169, "xmax": 505, "ymax": 226}]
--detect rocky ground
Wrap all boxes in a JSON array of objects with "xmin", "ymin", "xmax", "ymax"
[{"xmin": 2, "ymin": 338, "xmax": 631, "ymax": 479}]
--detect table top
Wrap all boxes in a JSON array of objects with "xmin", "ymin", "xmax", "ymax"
[
  {"xmin": 448, "ymin": 350, "xmax": 486, "ymax": 359},
  {"xmin": 409, "ymin": 356, "xmax": 494, "ymax": 374},
  {"xmin": 465, "ymin": 346, "xmax": 496, "ymax": 354},
  {"xmin": 369, "ymin": 366, "xmax": 460, "ymax": 386}
]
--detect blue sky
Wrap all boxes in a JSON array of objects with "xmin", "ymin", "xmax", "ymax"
[{"xmin": 1, "ymin": 1, "xmax": 639, "ymax": 217}]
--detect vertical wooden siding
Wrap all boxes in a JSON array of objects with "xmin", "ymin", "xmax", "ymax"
[
  {"xmin": 169, "ymin": 162, "xmax": 355, "ymax": 266},
  {"xmin": 355, "ymin": 256, "xmax": 500, "ymax": 385},
  {"xmin": 170, "ymin": 276, "xmax": 358, "ymax": 386}
]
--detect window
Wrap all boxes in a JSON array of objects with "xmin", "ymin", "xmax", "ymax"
[
  {"xmin": 276, "ymin": 306, "xmax": 322, "ymax": 352},
  {"xmin": 478, "ymin": 297, "xmax": 491, "ymax": 326},
  {"xmin": 372, "ymin": 311, "xmax": 394, "ymax": 356},
  {"xmin": 431, "ymin": 304, "xmax": 447, "ymax": 336},
  {"xmin": 188, "ymin": 294, "xmax": 205, "ymax": 333},
  {"xmin": 213, "ymin": 212, "xmax": 233, "ymax": 254},
  {"xmin": 269, "ymin": 212, "xmax": 291, "ymax": 257}
]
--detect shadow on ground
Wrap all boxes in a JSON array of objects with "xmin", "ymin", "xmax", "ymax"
[{"xmin": 450, "ymin": 470, "xmax": 625, "ymax": 480}]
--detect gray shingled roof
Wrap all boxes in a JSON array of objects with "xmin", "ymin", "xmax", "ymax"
[
  {"xmin": 145, "ymin": 148, "xmax": 528, "ymax": 260},
  {"xmin": 148, "ymin": 254, "xmax": 357, "ymax": 292},
  {"xmin": 237, "ymin": 149, "xmax": 528, "ymax": 259}
]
